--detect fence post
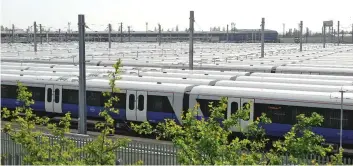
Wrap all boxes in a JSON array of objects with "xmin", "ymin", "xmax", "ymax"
[
  {"xmin": 8, "ymin": 154, "xmax": 12, "ymax": 165},
  {"xmin": 1, "ymin": 154, "xmax": 5, "ymax": 165},
  {"xmin": 15, "ymin": 154, "xmax": 20, "ymax": 165}
]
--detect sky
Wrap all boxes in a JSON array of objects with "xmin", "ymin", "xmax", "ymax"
[{"xmin": 1, "ymin": 0, "xmax": 353, "ymax": 33}]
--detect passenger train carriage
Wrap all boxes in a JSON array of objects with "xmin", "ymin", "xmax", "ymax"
[
  {"xmin": 189, "ymin": 86, "xmax": 353, "ymax": 145},
  {"xmin": 2, "ymin": 60, "xmax": 353, "ymax": 76},
  {"xmin": 2, "ymin": 75, "xmax": 353, "ymax": 147},
  {"xmin": 1, "ymin": 75, "xmax": 194, "ymax": 125}
]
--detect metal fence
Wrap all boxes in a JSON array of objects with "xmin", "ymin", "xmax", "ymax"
[
  {"xmin": 2, "ymin": 132, "xmax": 353, "ymax": 165},
  {"xmin": 1, "ymin": 132, "xmax": 178, "ymax": 165}
]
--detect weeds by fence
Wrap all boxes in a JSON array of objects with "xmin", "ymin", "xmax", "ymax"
[
  {"xmin": 1, "ymin": 132, "xmax": 178, "ymax": 165},
  {"xmin": 1, "ymin": 132, "xmax": 353, "ymax": 165}
]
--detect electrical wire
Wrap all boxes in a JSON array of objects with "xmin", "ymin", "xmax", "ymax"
[{"xmin": 194, "ymin": 21, "xmax": 204, "ymax": 31}]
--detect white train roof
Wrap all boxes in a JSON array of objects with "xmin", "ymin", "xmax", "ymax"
[
  {"xmin": 276, "ymin": 66, "xmax": 353, "ymax": 76},
  {"xmin": 117, "ymin": 75, "xmax": 217, "ymax": 85},
  {"xmin": 2, "ymin": 43, "xmax": 353, "ymax": 75},
  {"xmin": 138, "ymin": 71, "xmax": 238, "ymax": 80},
  {"xmin": 1, "ymin": 75, "xmax": 195, "ymax": 93},
  {"xmin": 215, "ymin": 80, "xmax": 353, "ymax": 92},
  {"xmin": 161, "ymin": 69, "xmax": 250, "ymax": 76},
  {"xmin": 190, "ymin": 85, "xmax": 353, "ymax": 106},
  {"xmin": 0, "ymin": 65, "xmax": 30, "ymax": 70},
  {"xmin": 1, "ymin": 62, "xmax": 55, "ymax": 68},
  {"xmin": 285, "ymin": 64, "xmax": 353, "ymax": 69},
  {"xmin": 86, "ymin": 79, "xmax": 195, "ymax": 93},
  {"xmin": 250, "ymin": 73, "xmax": 353, "ymax": 81},
  {"xmin": 1, "ymin": 70, "xmax": 81, "ymax": 77},
  {"xmin": 194, "ymin": 64, "xmax": 276, "ymax": 72},
  {"xmin": 1, "ymin": 74, "xmax": 64, "ymax": 81},
  {"xmin": 236, "ymin": 76, "xmax": 353, "ymax": 86}
]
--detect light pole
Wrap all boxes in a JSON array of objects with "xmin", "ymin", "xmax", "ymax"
[{"xmin": 339, "ymin": 89, "xmax": 346, "ymax": 149}]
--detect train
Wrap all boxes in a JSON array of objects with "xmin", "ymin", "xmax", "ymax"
[
  {"xmin": 2, "ymin": 74, "xmax": 353, "ymax": 148},
  {"xmin": 2, "ymin": 60, "xmax": 353, "ymax": 76}
]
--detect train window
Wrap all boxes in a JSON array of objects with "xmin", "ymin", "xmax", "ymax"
[
  {"xmin": 129, "ymin": 94, "xmax": 135, "ymax": 110},
  {"xmin": 182, "ymin": 94, "xmax": 190, "ymax": 117},
  {"xmin": 196, "ymin": 99, "xmax": 220, "ymax": 117},
  {"xmin": 291, "ymin": 106, "xmax": 353, "ymax": 130},
  {"xmin": 327, "ymin": 110, "xmax": 350, "ymax": 130},
  {"xmin": 47, "ymin": 88, "xmax": 52, "ymax": 102},
  {"xmin": 268, "ymin": 105, "xmax": 285, "ymax": 123},
  {"xmin": 243, "ymin": 103, "xmax": 250, "ymax": 110},
  {"xmin": 138, "ymin": 95, "xmax": 144, "ymax": 111},
  {"xmin": 231, "ymin": 102, "xmax": 238, "ymax": 115},
  {"xmin": 346, "ymin": 111, "xmax": 353, "ymax": 130},
  {"xmin": 254, "ymin": 103, "xmax": 290, "ymax": 124},
  {"xmin": 62, "ymin": 89, "xmax": 78, "ymax": 104},
  {"xmin": 253, "ymin": 103, "xmax": 353, "ymax": 129},
  {"xmin": 253, "ymin": 103, "xmax": 264, "ymax": 119},
  {"xmin": 1, "ymin": 85, "xmax": 18, "ymax": 99},
  {"xmin": 242, "ymin": 102, "xmax": 251, "ymax": 121},
  {"xmin": 99, "ymin": 93, "xmax": 126, "ymax": 109},
  {"xmin": 291, "ymin": 106, "xmax": 321, "ymax": 124},
  {"xmin": 147, "ymin": 95, "xmax": 174, "ymax": 113},
  {"xmin": 114, "ymin": 93, "xmax": 126, "ymax": 109},
  {"xmin": 28, "ymin": 87, "xmax": 45, "ymax": 101},
  {"xmin": 86, "ymin": 91, "xmax": 101, "ymax": 107},
  {"xmin": 54, "ymin": 89, "xmax": 60, "ymax": 103}
]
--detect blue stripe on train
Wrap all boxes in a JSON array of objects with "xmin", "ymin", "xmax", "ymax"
[
  {"xmin": 62, "ymin": 104, "xmax": 126, "ymax": 120},
  {"xmin": 196, "ymin": 115, "xmax": 353, "ymax": 145},
  {"xmin": 2, "ymin": 98, "xmax": 180, "ymax": 125},
  {"xmin": 1, "ymin": 98, "xmax": 45, "ymax": 112},
  {"xmin": 260, "ymin": 123, "xmax": 353, "ymax": 145},
  {"xmin": 147, "ymin": 111, "xmax": 176, "ymax": 124}
]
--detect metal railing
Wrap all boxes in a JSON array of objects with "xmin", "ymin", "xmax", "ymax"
[
  {"xmin": 2, "ymin": 132, "xmax": 353, "ymax": 165},
  {"xmin": 1, "ymin": 132, "xmax": 178, "ymax": 165}
]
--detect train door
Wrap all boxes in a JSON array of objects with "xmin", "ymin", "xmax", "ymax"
[
  {"xmin": 53, "ymin": 85, "xmax": 63, "ymax": 113},
  {"xmin": 240, "ymin": 98, "xmax": 254, "ymax": 131},
  {"xmin": 45, "ymin": 85, "xmax": 54, "ymax": 112},
  {"xmin": 126, "ymin": 91, "xmax": 137, "ymax": 121},
  {"xmin": 136, "ymin": 91, "xmax": 147, "ymax": 122},
  {"xmin": 126, "ymin": 90, "xmax": 147, "ymax": 122},
  {"xmin": 227, "ymin": 97, "xmax": 241, "ymax": 132}
]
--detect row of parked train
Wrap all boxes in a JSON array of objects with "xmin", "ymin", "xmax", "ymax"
[
  {"xmin": 1, "ymin": 61, "xmax": 353, "ymax": 149},
  {"xmin": 2, "ymin": 57, "xmax": 353, "ymax": 76}
]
